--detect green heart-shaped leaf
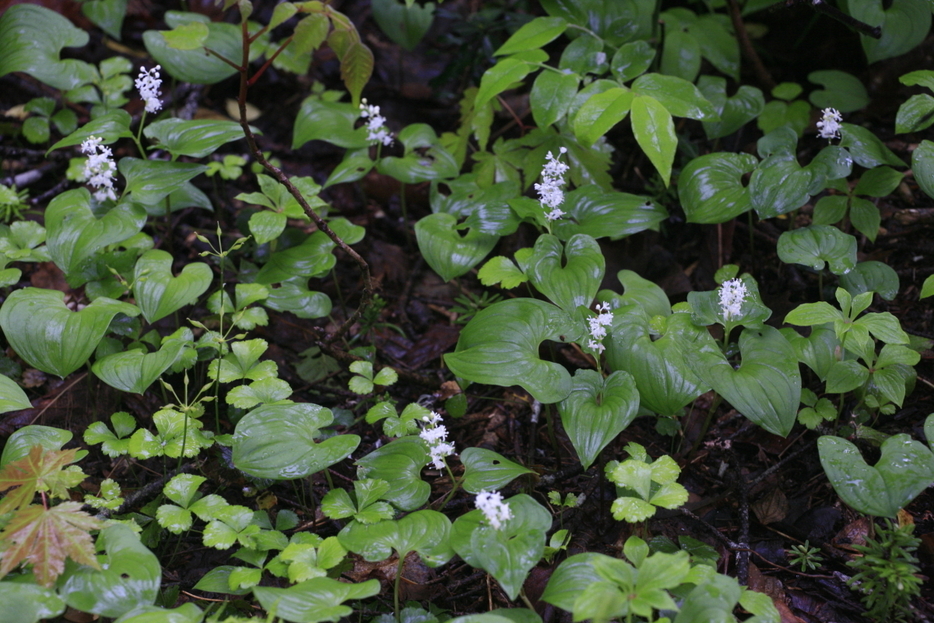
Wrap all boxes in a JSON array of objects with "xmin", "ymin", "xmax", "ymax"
[
  {"xmin": 558, "ymin": 369, "xmax": 639, "ymax": 469},
  {"xmin": 818, "ymin": 434, "xmax": 934, "ymax": 517},
  {"xmin": 59, "ymin": 524, "xmax": 160, "ymax": 618},
  {"xmin": 450, "ymin": 495, "xmax": 551, "ymax": 600},
  {"xmin": 687, "ymin": 326, "xmax": 801, "ymax": 437},
  {"xmin": 461, "ymin": 448, "xmax": 534, "ymax": 493},
  {"xmin": 0, "ymin": 373, "xmax": 31, "ymax": 415},
  {"xmin": 607, "ymin": 309, "xmax": 711, "ymax": 417},
  {"xmin": 445, "ymin": 299, "xmax": 581, "ymax": 404},
  {"xmin": 750, "ymin": 154, "xmax": 812, "ymax": 219},
  {"xmin": 143, "ymin": 12, "xmax": 245, "ymax": 84},
  {"xmin": 233, "ymin": 403, "xmax": 360, "ymax": 480},
  {"xmin": 698, "ymin": 75, "xmax": 764, "ymax": 140},
  {"xmin": 356, "ymin": 437, "xmax": 430, "ymax": 511},
  {"xmin": 415, "ymin": 212, "xmax": 499, "ymax": 282},
  {"xmin": 119, "ymin": 158, "xmax": 207, "ymax": 207},
  {"xmin": 143, "ymin": 119, "xmax": 255, "ymax": 159},
  {"xmin": 526, "ymin": 234, "xmax": 604, "ymax": 313},
  {"xmin": 92, "ymin": 328, "xmax": 193, "ymax": 394},
  {"xmin": 338, "ymin": 510, "xmax": 453, "ymax": 566},
  {"xmin": 550, "ymin": 187, "xmax": 666, "ymax": 241},
  {"xmin": 45, "ymin": 189, "xmax": 147, "ymax": 284},
  {"xmin": 253, "ymin": 578, "xmax": 380, "ymax": 623},
  {"xmin": 0, "ymin": 4, "xmax": 96, "ymax": 90},
  {"xmin": 0, "ymin": 288, "xmax": 139, "ymax": 378},
  {"xmin": 132, "ymin": 249, "xmax": 212, "ymax": 323},
  {"xmin": 679, "ymin": 152, "xmax": 758, "ymax": 224},
  {"xmin": 255, "ymin": 231, "xmax": 338, "ymax": 284},
  {"xmin": 293, "ymin": 97, "xmax": 370, "ymax": 150},
  {"xmin": 777, "ymin": 225, "xmax": 857, "ymax": 276}
]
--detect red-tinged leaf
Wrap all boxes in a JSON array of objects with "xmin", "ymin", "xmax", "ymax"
[
  {"xmin": 0, "ymin": 446, "xmax": 80, "ymax": 514},
  {"xmin": 294, "ymin": 13, "xmax": 329, "ymax": 55},
  {"xmin": 339, "ymin": 41, "xmax": 373, "ymax": 107},
  {"xmin": 0, "ymin": 502, "xmax": 102, "ymax": 587}
]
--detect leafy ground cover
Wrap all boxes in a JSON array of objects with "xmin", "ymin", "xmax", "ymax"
[{"xmin": 1, "ymin": 0, "xmax": 934, "ymax": 622}]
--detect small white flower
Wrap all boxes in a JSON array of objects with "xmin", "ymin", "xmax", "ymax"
[
  {"xmin": 719, "ymin": 278, "xmax": 747, "ymax": 321},
  {"xmin": 475, "ymin": 490, "xmax": 513, "ymax": 529},
  {"xmin": 135, "ymin": 65, "xmax": 163, "ymax": 114},
  {"xmin": 419, "ymin": 410, "xmax": 454, "ymax": 469},
  {"xmin": 817, "ymin": 107, "xmax": 842, "ymax": 140},
  {"xmin": 359, "ymin": 99, "xmax": 393, "ymax": 146},
  {"xmin": 537, "ymin": 147, "xmax": 569, "ymax": 221},
  {"xmin": 585, "ymin": 302, "xmax": 613, "ymax": 353},
  {"xmin": 80, "ymin": 135, "xmax": 117, "ymax": 202}
]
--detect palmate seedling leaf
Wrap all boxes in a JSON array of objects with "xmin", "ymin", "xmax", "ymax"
[
  {"xmin": 83, "ymin": 412, "xmax": 137, "ymax": 458},
  {"xmin": 0, "ymin": 4, "xmax": 96, "ymax": 90},
  {"xmin": 0, "ymin": 501, "xmax": 102, "ymax": 587},
  {"xmin": 445, "ymin": 298, "xmax": 582, "ymax": 404},
  {"xmin": 558, "ymin": 370, "xmax": 640, "ymax": 469},
  {"xmin": 450, "ymin": 495, "xmax": 551, "ymax": 600},
  {"xmin": 818, "ymin": 434, "xmax": 934, "ymax": 517},
  {"xmin": 461, "ymin": 448, "xmax": 535, "ymax": 493},
  {"xmin": 226, "ymin": 377, "xmax": 293, "ymax": 409},
  {"xmin": 0, "ymin": 446, "xmax": 82, "ymax": 514},
  {"xmin": 209, "ymin": 338, "xmax": 277, "ymax": 383}
]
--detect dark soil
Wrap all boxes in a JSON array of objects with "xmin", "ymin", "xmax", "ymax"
[{"xmin": 2, "ymin": 1, "xmax": 934, "ymax": 621}]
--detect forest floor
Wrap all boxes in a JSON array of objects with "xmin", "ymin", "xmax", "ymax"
[{"xmin": 2, "ymin": 1, "xmax": 934, "ymax": 622}]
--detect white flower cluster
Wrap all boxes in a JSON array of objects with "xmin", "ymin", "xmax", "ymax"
[
  {"xmin": 418, "ymin": 411, "xmax": 455, "ymax": 469},
  {"xmin": 535, "ymin": 147, "xmax": 569, "ymax": 221},
  {"xmin": 719, "ymin": 278, "xmax": 747, "ymax": 321},
  {"xmin": 359, "ymin": 99, "xmax": 393, "ymax": 146},
  {"xmin": 135, "ymin": 65, "xmax": 163, "ymax": 114},
  {"xmin": 475, "ymin": 490, "xmax": 512, "ymax": 529},
  {"xmin": 80, "ymin": 136, "xmax": 117, "ymax": 202},
  {"xmin": 587, "ymin": 301, "xmax": 613, "ymax": 354},
  {"xmin": 817, "ymin": 107, "xmax": 842, "ymax": 140}
]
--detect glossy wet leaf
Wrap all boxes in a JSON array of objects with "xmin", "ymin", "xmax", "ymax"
[
  {"xmin": 293, "ymin": 98, "xmax": 370, "ymax": 150},
  {"xmin": 132, "ymin": 250, "xmax": 212, "ymax": 323},
  {"xmin": 92, "ymin": 328, "xmax": 193, "ymax": 394},
  {"xmin": 450, "ymin": 495, "xmax": 551, "ymax": 600},
  {"xmin": 356, "ymin": 437, "xmax": 430, "ymax": 511},
  {"xmin": 687, "ymin": 273, "xmax": 772, "ymax": 329},
  {"xmin": 541, "ymin": 552, "xmax": 605, "ymax": 612},
  {"xmin": 530, "ymin": 70, "xmax": 579, "ymax": 128},
  {"xmin": 0, "ymin": 4, "xmax": 96, "ymax": 90},
  {"xmin": 679, "ymin": 152, "xmax": 757, "ymax": 224},
  {"xmin": 600, "ymin": 269, "xmax": 671, "ymax": 319},
  {"xmin": 475, "ymin": 58, "xmax": 532, "ymax": 110},
  {"xmin": 253, "ymin": 577, "xmax": 380, "ymax": 623},
  {"xmin": 818, "ymin": 434, "xmax": 934, "ymax": 517},
  {"xmin": 610, "ymin": 40, "xmax": 655, "ymax": 83},
  {"xmin": 911, "ymin": 140, "xmax": 934, "ymax": 200},
  {"xmin": 549, "ymin": 187, "xmax": 666, "ymax": 241},
  {"xmin": 777, "ymin": 225, "xmax": 857, "ymax": 276},
  {"xmin": 45, "ymin": 189, "xmax": 147, "ymax": 283},
  {"xmin": 0, "ymin": 582, "xmax": 65, "ymax": 623},
  {"xmin": 415, "ymin": 213, "xmax": 499, "ymax": 282},
  {"xmin": 848, "ymin": 0, "xmax": 930, "ymax": 63},
  {"xmin": 572, "ymin": 87, "xmax": 634, "ymax": 147},
  {"xmin": 687, "ymin": 326, "xmax": 801, "ymax": 437},
  {"xmin": 558, "ymin": 369, "xmax": 639, "ymax": 469},
  {"xmin": 339, "ymin": 509, "xmax": 453, "ymax": 566},
  {"xmin": 264, "ymin": 279, "xmax": 332, "ymax": 319},
  {"xmin": 119, "ymin": 159, "xmax": 207, "ymax": 207},
  {"xmin": 840, "ymin": 123, "xmax": 904, "ymax": 168},
  {"xmin": 255, "ymin": 231, "xmax": 338, "ymax": 284},
  {"xmin": 59, "ymin": 524, "xmax": 161, "ymax": 618},
  {"xmin": 445, "ymin": 298, "xmax": 581, "ymax": 404},
  {"xmin": 808, "ymin": 70, "xmax": 869, "ymax": 112},
  {"xmin": 698, "ymin": 75, "xmax": 764, "ymax": 140},
  {"xmin": 447, "ymin": 610, "xmax": 542, "ymax": 623},
  {"xmin": 461, "ymin": 448, "xmax": 534, "ymax": 493},
  {"xmin": 631, "ymin": 73, "xmax": 718, "ymax": 121},
  {"xmin": 526, "ymin": 234, "xmax": 604, "ymax": 313},
  {"xmin": 631, "ymin": 94, "xmax": 676, "ymax": 186},
  {"xmin": 143, "ymin": 12, "xmax": 244, "ymax": 84},
  {"xmin": 0, "ymin": 373, "xmax": 31, "ymax": 416},
  {"xmin": 0, "ymin": 288, "xmax": 138, "ymax": 378},
  {"xmin": 143, "ymin": 119, "xmax": 253, "ymax": 159},
  {"xmin": 233, "ymin": 403, "xmax": 360, "ymax": 480}
]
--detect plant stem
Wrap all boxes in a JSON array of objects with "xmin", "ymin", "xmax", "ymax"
[{"xmin": 394, "ymin": 553, "xmax": 406, "ymax": 622}]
